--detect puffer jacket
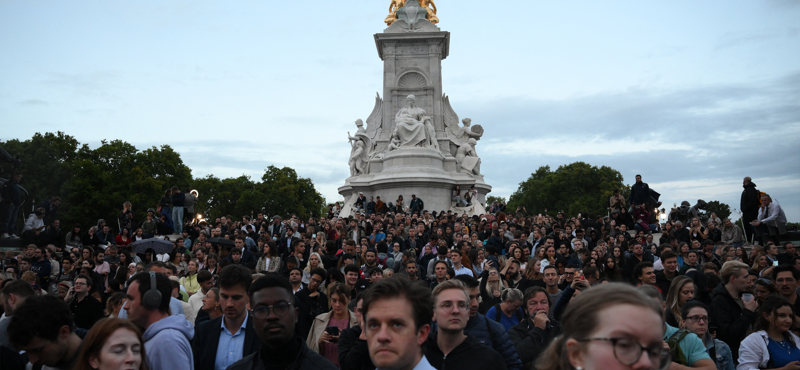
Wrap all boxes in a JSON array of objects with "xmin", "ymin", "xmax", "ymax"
[{"xmin": 464, "ymin": 313, "xmax": 523, "ymax": 370}]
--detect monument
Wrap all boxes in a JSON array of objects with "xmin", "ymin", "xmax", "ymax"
[{"xmin": 338, "ymin": 0, "xmax": 492, "ymax": 218}]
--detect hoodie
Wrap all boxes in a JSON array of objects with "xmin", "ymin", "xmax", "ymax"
[
  {"xmin": 143, "ymin": 315, "xmax": 195, "ymax": 370},
  {"xmin": 709, "ymin": 283, "xmax": 756, "ymax": 362},
  {"xmin": 423, "ymin": 333, "xmax": 507, "ymax": 370}
]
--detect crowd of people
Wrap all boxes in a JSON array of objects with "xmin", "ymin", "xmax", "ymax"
[{"xmin": 0, "ymin": 175, "xmax": 797, "ymax": 370}]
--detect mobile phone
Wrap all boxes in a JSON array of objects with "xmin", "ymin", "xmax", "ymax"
[
  {"xmin": 325, "ymin": 326, "xmax": 340, "ymax": 337},
  {"xmin": 773, "ymin": 260, "xmax": 779, "ymax": 267}
]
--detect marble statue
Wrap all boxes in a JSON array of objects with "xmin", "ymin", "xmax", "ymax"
[
  {"xmin": 393, "ymin": 94, "xmax": 438, "ymax": 151},
  {"xmin": 385, "ymin": 0, "xmax": 438, "ymax": 26},
  {"xmin": 455, "ymin": 138, "xmax": 481, "ymax": 176},
  {"xmin": 443, "ymin": 94, "xmax": 483, "ymax": 147},
  {"xmin": 347, "ymin": 119, "xmax": 375, "ymax": 176}
]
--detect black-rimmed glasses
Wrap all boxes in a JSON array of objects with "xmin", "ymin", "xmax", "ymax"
[
  {"xmin": 253, "ymin": 302, "xmax": 293, "ymax": 319},
  {"xmin": 576, "ymin": 337, "xmax": 671, "ymax": 370}
]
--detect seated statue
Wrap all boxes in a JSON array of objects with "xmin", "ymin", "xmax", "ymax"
[
  {"xmin": 394, "ymin": 94, "xmax": 432, "ymax": 149},
  {"xmin": 455, "ymin": 138, "xmax": 481, "ymax": 176}
]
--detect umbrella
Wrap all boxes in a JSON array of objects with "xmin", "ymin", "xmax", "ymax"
[
  {"xmin": 207, "ymin": 237, "xmax": 236, "ymax": 248},
  {"xmin": 129, "ymin": 238, "xmax": 174, "ymax": 255}
]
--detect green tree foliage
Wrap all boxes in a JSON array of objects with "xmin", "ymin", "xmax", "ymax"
[
  {"xmin": 486, "ymin": 196, "xmax": 506, "ymax": 205},
  {"xmin": 0, "ymin": 132, "xmax": 79, "ymax": 206},
  {"xmin": 507, "ymin": 162, "xmax": 629, "ymax": 217},
  {"xmin": 700, "ymin": 200, "xmax": 731, "ymax": 221}
]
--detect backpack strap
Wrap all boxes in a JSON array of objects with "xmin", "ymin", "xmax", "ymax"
[
  {"xmin": 494, "ymin": 303, "xmax": 502, "ymax": 322},
  {"xmin": 484, "ymin": 316, "xmax": 498, "ymax": 349}
]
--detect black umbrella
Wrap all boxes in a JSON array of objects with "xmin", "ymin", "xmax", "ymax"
[
  {"xmin": 130, "ymin": 238, "xmax": 174, "ymax": 255},
  {"xmin": 207, "ymin": 237, "xmax": 236, "ymax": 248}
]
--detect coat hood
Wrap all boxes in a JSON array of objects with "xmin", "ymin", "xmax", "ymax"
[{"xmin": 143, "ymin": 314, "xmax": 194, "ymax": 342}]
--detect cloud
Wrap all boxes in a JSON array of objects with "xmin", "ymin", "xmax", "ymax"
[
  {"xmin": 715, "ymin": 27, "xmax": 800, "ymax": 50},
  {"xmin": 17, "ymin": 99, "xmax": 48, "ymax": 106}
]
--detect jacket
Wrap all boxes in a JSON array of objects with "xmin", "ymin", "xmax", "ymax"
[
  {"xmin": 227, "ymin": 337, "xmax": 338, "ymax": 370},
  {"xmin": 630, "ymin": 181, "xmax": 650, "ymax": 205},
  {"xmin": 423, "ymin": 333, "xmax": 508, "ymax": 370},
  {"xmin": 709, "ymin": 283, "xmax": 757, "ymax": 362},
  {"xmin": 306, "ymin": 310, "xmax": 357, "ymax": 354},
  {"xmin": 143, "ymin": 314, "xmax": 195, "ymax": 370},
  {"xmin": 508, "ymin": 318, "xmax": 563, "ymax": 370},
  {"xmin": 180, "ymin": 273, "xmax": 200, "ymax": 295},
  {"xmin": 740, "ymin": 183, "xmax": 760, "ymax": 216},
  {"xmin": 172, "ymin": 192, "xmax": 185, "ymax": 207},
  {"xmin": 463, "ymin": 313, "xmax": 523, "ymax": 370},
  {"xmin": 410, "ymin": 198, "xmax": 424, "ymax": 212},
  {"xmin": 737, "ymin": 330, "xmax": 800, "ymax": 370},
  {"xmin": 721, "ymin": 225, "xmax": 743, "ymax": 245},
  {"xmin": 338, "ymin": 325, "xmax": 373, "ymax": 370},
  {"xmin": 192, "ymin": 315, "xmax": 262, "ymax": 370},
  {"xmin": 256, "ymin": 255, "xmax": 282, "ymax": 273}
]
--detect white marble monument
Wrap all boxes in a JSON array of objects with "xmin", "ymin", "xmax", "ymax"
[{"xmin": 338, "ymin": 0, "xmax": 492, "ymax": 218}]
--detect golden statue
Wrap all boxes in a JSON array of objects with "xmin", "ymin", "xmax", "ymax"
[{"xmin": 385, "ymin": 0, "xmax": 438, "ymax": 26}]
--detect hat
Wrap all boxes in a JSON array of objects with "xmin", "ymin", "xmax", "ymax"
[
  {"xmin": 57, "ymin": 281, "xmax": 73, "ymax": 290},
  {"xmin": 359, "ymin": 192, "xmax": 363, "ymax": 194},
  {"xmin": 481, "ymin": 218, "xmax": 487, "ymax": 222}
]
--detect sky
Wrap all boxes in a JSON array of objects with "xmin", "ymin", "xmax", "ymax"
[{"xmin": 2, "ymin": 0, "xmax": 799, "ymax": 222}]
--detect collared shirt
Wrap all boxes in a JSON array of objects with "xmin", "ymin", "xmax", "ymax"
[
  {"xmin": 413, "ymin": 355, "xmax": 437, "ymax": 370},
  {"xmin": 215, "ymin": 311, "xmax": 249, "ymax": 370},
  {"xmin": 453, "ymin": 265, "xmax": 473, "ymax": 277}
]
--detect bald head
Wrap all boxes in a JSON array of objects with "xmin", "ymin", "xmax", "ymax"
[{"xmin": 743, "ymin": 177, "xmax": 751, "ymax": 185}]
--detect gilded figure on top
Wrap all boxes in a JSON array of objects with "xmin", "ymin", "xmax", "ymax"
[{"xmin": 385, "ymin": 0, "xmax": 438, "ymax": 26}]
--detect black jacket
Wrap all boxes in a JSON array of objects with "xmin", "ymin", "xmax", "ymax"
[
  {"xmin": 192, "ymin": 315, "xmax": 262, "ymax": 370},
  {"xmin": 226, "ymin": 337, "xmax": 337, "ymax": 370},
  {"xmin": 622, "ymin": 252, "xmax": 655, "ymax": 283},
  {"xmin": 709, "ymin": 283, "xmax": 757, "ymax": 362},
  {"xmin": 338, "ymin": 325, "xmax": 373, "ymax": 370},
  {"xmin": 69, "ymin": 295, "xmax": 104, "ymax": 330},
  {"xmin": 423, "ymin": 333, "xmax": 507, "ymax": 370},
  {"xmin": 740, "ymin": 182, "xmax": 760, "ymax": 216},
  {"xmin": 508, "ymin": 318, "xmax": 563, "ymax": 370}
]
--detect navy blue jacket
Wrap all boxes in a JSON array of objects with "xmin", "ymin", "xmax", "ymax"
[{"xmin": 432, "ymin": 313, "xmax": 523, "ymax": 370}]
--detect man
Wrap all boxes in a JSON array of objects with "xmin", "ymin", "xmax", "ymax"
[
  {"xmin": 655, "ymin": 250, "xmax": 680, "ymax": 296},
  {"xmin": 289, "ymin": 239, "xmax": 307, "ymax": 270},
  {"xmin": 1, "ymin": 172, "xmax": 23, "ymax": 239},
  {"xmin": 638, "ymin": 285, "xmax": 715, "ymax": 370},
  {"xmin": 366, "ymin": 196, "xmax": 376, "ymax": 215},
  {"xmin": 17, "ymin": 256, "xmax": 31, "ymax": 273},
  {"xmin": 424, "ymin": 280, "xmax": 506, "ymax": 369},
  {"xmin": 679, "ymin": 250, "xmax": 701, "ymax": 274},
  {"xmin": 503, "ymin": 260, "xmax": 527, "ymax": 291},
  {"xmin": 508, "ymin": 286, "xmax": 563, "ymax": 369},
  {"xmin": 232, "ymin": 237, "xmax": 257, "ymax": 268},
  {"xmin": 359, "ymin": 249, "xmax": 383, "ymax": 278},
  {"xmin": 700, "ymin": 241, "xmax": 721, "ymax": 268},
  {"xmin": 426, "ymin": 245, "xmax": 452, "ymax": 281},
  {"xmin": 633, "ymin": 261, "xmax": 657, "ymax": 288},
  {"xmin": 740, "ymin": 177, "xmax": 760, "ymax": 243},
  {"xmin": 623, "ymin": 243, "xmax": 654, "ymax": 283},
  {"xmin": 125, "ymin": 270, "xmax": 194, "ymax": 370},
  {"xmin": 193, "ymin": 265, "xmax": 261, "ymax": 370},
  {"xmin": 705, "ymin": 222, "xmax": 721, "ymax": 243},
  {"xmin": 0, "ymin": 280, "xmax": 36, "ymax": 346},
  {"xmin": 96, "ymin": 224, "xmax": 114, "ymax": 246},
  {"xmin": 21, "ymin": 207, "xmax": 47, "ymax": 246},
  {"xmin": 403, "ymin": 260, "xmax": 423, "ymax": 284},
  {"xmin": 753, "ymin": 193, "xmax": 788, "ymax": 245},
  {"xmin": 355, "ymin": 192, "xmax": 367, "ymax": 213},
  {"xmin": 771, "ymin": 265, "xmax": 800, "ymax": 324},
  {"xmin": 629, "ymin": 174, "xmax": 660, "ymax": 208},
  {"xmin": 409, "ymin": 194, "xmax": 424, "ymax": 214},
  {"xmin": 30, "ymin": 246, "xmax": 53, "ymax": 291},
  {"xmin": 362, "ymin": 277, "xmax": 434, "ymax": 370},
  {"xmin": 375, "ymin": 196, "xmax": 386, "ymax": 214},
  {"xmin": 64, "ymin": 274, "xmax": 104, "ymax": 330},
  {"xmin": 7, "ymin": 295, "xmax": 84, "ymax": 370},
  {"xmin": 289, "ymin": 268, "xmax": 306, "ymax": 294},
  {"xmin": 344, "ymin": 264, "xmax": 360, "ymax": 299},
  {"xmin": 609, "ymin": 188, "xmax": 626, "ymax": 211},
  {"xmin": 187, "ymin": 270, "xmax": 214, "ymax": 323},
  {"xmin": 295, "ymin": 267, "xmax": 329, "ymax": 337},
  {"xmin": 94, "ymin": 250, "xmax": 110, "ymax": 290},
  {"xmin": 778, "ymin": 242, "xmax": 797, "ymax": 266},
  {"xmin": 449, "ymin": 249, "xmax": 473, "ymax": 277},
  {"xmin": 680, "ymin": 301, "xmax": 735, "ymax": 370},
  {"xmin": 267, "ymin": 216, "xmax": 286, "ymax": 239},
  {"xmin": 227, "ymin": 274, "xmax": 337, "ymax": 370},
  {"xmin": 429, "ymin": 260, "xmax": 450, "ymax": 290},
  {"xmin": 709, "ymin": 261, "xmax": 758, "ymax": 362},
  {"xmin": 543, "ymin": 265, "xmax": 563, "ymax": 303},
  {"xmin": 104, "ymin": 244, "xmax": 121, "ymax": 265}
]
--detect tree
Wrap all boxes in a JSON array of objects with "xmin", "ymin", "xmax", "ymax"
[
  {"xmin": 486, "ymin": 196, "xmax": 506, "ymax": 205},
  {"xmin": 507, "ymin": 162, "xmax": 629, "ymax": 218},
  {"xmin": 701, "ymin": 200, "xmax": 731, "ymax": 221}
]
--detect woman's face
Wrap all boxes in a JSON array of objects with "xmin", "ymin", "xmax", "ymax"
[
  {"xmin": 613, "ymin": 248, "xmax": 621, "ymax": 257},
  {"xmin": 568, "ymin": 304, "xmax": 663, "ymax": 370},
  {"xmin": 82, "ymin": 260, "xmax": 91, "ymax": 269},
  {"xmin": 119, "ymin": 254, "xmax": 127, "ymax": 264},
  {"xmin": 136, "ymin": 229, "xmax": 143, "ymax": 236},
  {"xmin": 310, "ymin": 254, "xmax": 320, "ymax": 267},
  {"xmin": 202, "ymin": 291, "xmax": 218, "ymax": 311},
  {"xmin": 681, "ymin": 245, "xmax": 689, "ymax": 254},
  {"xmin": 735, "ymin": 247, "xmax": 743, "ymax": 256},
  {"xmin": 758, "ymin": 256, "xmax": 768, "ymax": 267},
  {"xmin": 754, "ymin": 283, "xmax": 772, "ymax": 301},
  {"xmin": 488, "ymin": 269, "xmax": 499, "ymax": 281},
  {"xmin": 591, "ymin": 251, "xmax": 598, "ymax": 260},
  {"xmin": 331, "ymin": 294, "xmax": 349, "ymax": 315},
  {"xmin": 122, "ymin": 228, "xmax": 129, "ymax": 236},
  {"xmin": 188, "ymin": 261, "xmax": 198, "ymax": 273},
  {"xmin": 679, "ymin": 282, "xmax": 694, "ymax": 304},
  {"xmin": 533, "ymin": 260, "xmax": 541, "ymax": 272},
  {"xmin": 424, "ymin": 246, "xmax": 432, "ymax": 254},
  {"xmin": 617, "ymin": 234, "xmax": 625, "ymax": 242},
  {"xmin": 208, "ymin": 258, "xmax": 217, "ymax": 268},
  {"xmin": 767, "ymin": 306, "xmax": 795, "ymax": 333},
  {"xmin": 82, "ymin": 249, "xmax": 91, "ymax": 259},
  {"xmin": 89, "ymin": 328, "xmax": 143, "ymax": 370},
  {"xmin": 513, "ymin": 248, "xmax": 522, "ymax": 259},
  {"xmin": 546, "ymin": 247, "xmax": 556, "ymax": 258},
  {"xmin": 606, "ymin": 258, "xmax": 615, "ymax": 269}
]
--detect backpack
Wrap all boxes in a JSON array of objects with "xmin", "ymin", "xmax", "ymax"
[
  {"xmin": 493, "ymin": 303, "xmax": 524, "ymax": 323},
  {"xmin": 667, "ymin": 328, "xmax": 691, "ymax": 366},
  {"xmin": 756, "ymin": 190, "xmax": 767, "ymax": 207}
]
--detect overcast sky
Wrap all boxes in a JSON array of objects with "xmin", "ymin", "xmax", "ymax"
[{"xmin": 2, "ymin": 1, "xmax": 799, "ymax": 222}]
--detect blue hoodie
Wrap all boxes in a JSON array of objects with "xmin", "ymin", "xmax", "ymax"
[{"xmin": 144, "ymin": 315, "xmax": 195, "ymax": 370}]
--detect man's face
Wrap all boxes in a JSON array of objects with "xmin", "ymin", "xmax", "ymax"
[
  {"xmin": 507, "ymin": 263, "xmax": 519, "ymax": 278},
  {"xmin": 564, "ymin": 268, "xmax": 575, "ymax": 282},
  {"xmin": 543, "ymin": 269, "xmax": 558, "ymax": 287},
  {"xmin": 366, "ymin": 252, "xmax": 376, "ymax": 265},
  {"xmin": 252, "ymin": 287, "xmax": 298, "ymax": 349},
  {"xmin": 683, "ymin": 307, "xmax": 709, "ymax": 338},
  {"xmin": 776, "ymin": 271, "xmax": 798, "ymax": 298},
  {"xmin": 74, "ymin": 278, "xmax": 89, "ymax": 294},
  {"xmin": 95, "ymin": 253, "xmax": 104, "ymax": 264},
  {"xmin": 24, "ymin": 247, "xmax": 34, "ymax": 257},
  {"xmin": 235, "ymin": 239, "xmax": 245, "ymax": 249},
  {"xmin": 346, "ymin": 272, "xmax": 359, "ymax": 285},
  {"xmin": 434, "ymin": 288, "xmax": 469, "ymax": 332},
  {"xmin": 345, "ymin": 245, "xmax": 355, "ymax": 255},
  {"xmin": 289, "ymin": 270, "xmax": 302, "ymax": 284},
  {"xmin": 220, "ymin": 284, "xmax": 249, "ymax": 322},
  {"xmin": 435, "ymin": 264, "xmax": 447, "ymax": 280},
  {"xmin": 544, "ymin": 239, "xmax": 554, "ymax": 248},
  {"xmin": 405, "ymin": 262, "xmax": 417, "ymax": 276},
  {"xmin": 15, "ymin": 333, "xmax": 69, "ymax": 367},
  {"xmin": 464, "ymin": 286, "xmax": 480, "ymax": 317},
  {"xmin": 787, "ymin": 244, "xmax": 796, "ymax": 255},
  {"xmin": 636, "ymin": 175, "xmax": 642, "ymax": 183},
  {"xmin": 526, "ymin": 291, "xmax": 550, "ymax": 317},
  {"xmin": 232, "ymin": 252, "xmax": 242, "ymax": 263},
  {"xmin": 768, "ymin": 244, "xmax": 778, "ymax": 256},
  {"xmin": 450, "ymin": 252, "xmax": 461, "ymax": 265},
  {"xmin": 664, "ymin": 258, "xmax": 678, "ymax": 273},
  {"xmin": 34, "ymin": 248, "xmax": 44, "ymax": 261},
  {"xmin": 640, "ymin": 267, "xmax": 656, "ymax": 284},
  {"xmin": 308, "ymin": 274, "xmax": 323, "ymax": 292},
  {"xmin": 633, "ymin": 244, "xmax": 643, "ymax": 256},
  {"xmin": 200, "ymin": 278, "xmax": 214, "ymax": 293},
  {"xmin": 573, "ymin": 241, "xmax": 583, "ymax": 250},
  {"xmin": 295, "ymin": 243, "xmax": 306, "ymax": 255},
  {"xmin": 108, "ymin": 248, "xmax": 117, "ymax": 257},
  {"xmin": 196, "ymin": 250, "xmax": 205, "ymax": 261},
  {"xmin": 19, "ymin": 260, "xmax": 31, "ymax": 271},
  {"xmin": 124, "ymin": 281, "xmax": 150, "ymax": 329},
  {"xmin": 366, "ymin": 297, "xmax": 429, "ymax": 370}
]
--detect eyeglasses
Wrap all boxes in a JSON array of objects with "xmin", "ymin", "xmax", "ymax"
[
  {"xmin": 577, "ymin": 337, "xmax": 670, "ymax": 370},
  {"xmin": 684, "ymin": 315, "xmax": 708, "ymax": 323},
  {"xmin": 253, "ymin": 302, "xmax": 293, "ymax": 319},
  {"xmin": 438, "ymin": 301, "xmax": 468, "ymax": 311}
]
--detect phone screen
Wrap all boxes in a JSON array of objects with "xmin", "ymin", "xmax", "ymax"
[{"xmin": 773, "ymin": 260, "xmax": 779, "ymax": 267}]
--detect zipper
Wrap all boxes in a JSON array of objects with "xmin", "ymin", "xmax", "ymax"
[{"xmin": 442, "ymin": 354, "xmax": 447, "ymax": 370}]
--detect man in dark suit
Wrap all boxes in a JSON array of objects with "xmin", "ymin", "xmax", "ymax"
[{"xmin": 192, "ymin": 265, "xmax": 262, "ymax": 370}]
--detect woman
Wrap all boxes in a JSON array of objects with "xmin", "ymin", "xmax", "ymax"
[
  {"xmin": 603, "ymin": 256, "xmax": 623, "ymax": 282},
  {"xmin": 739, "ymin": 296, "xmax": 800, "ymax": 370},
  {"xmin": 611, "ymin": 246, "xmax": 624, "ymax": 265},
  {"xmin": 133, "ymin": 228, "xmax": 145, "ymax": 242},
  {"xmin": 485, "ymin": 288, "xmax": 525, "ymax": 332},
  {"xmin": 66, "ymin": 223, "xmax": 83, "ymax": 252},
  {"xmin": 524, "ymin": 258, "xmax": 543, "ymax": 283},
  {"xmin": 180, "ymin": 260, "xmax": 201, "ymax": 296},
  {"xmin": 676, "ymin": 242, "xmax": 690, "ymax": 267},
  {"xmin": 537, "ymin": 283, "xmax": 669, "ymax": 370},
  {"xmin": 513, "ymin": 247, "xmax": 527, "ymax": 271},
  {"xmin": 479, "ymin": 266, "xmax": 508, "ymax": 314},
  {"xmin": 689, "ymin": 218, "xmax": 706, "ymax": 242},
  {"xmin": 106, "ymin": 292, "xmax": 128, "ymax": 317},
  {"xmin": 752, "ymin": 253, "xmax": 770, "ymax": 275},
  {"xmin": 539, "ymin": 246, "xmax": 557, "ymax": 273},
  {"xmin": 754, "ymin": 278, "xmax": 778, "ymax": 304},
  {"xmin": 115, "ymin": 228, "xmax": 132, "ymax": 247},
  {"xmin": 303, "ymin": 252, "xmax": 324, "ymax": 285},
  {"xmin": 170, "ymin": 253, "xmax": 187, "ymax": 276},
  {"xmin": 205, "ymin": 254, "xmax": 219, "ymax": 276},
  {"xmin": 396, "ymin": 195, "xmax": 405, "ymax": 213},
  {"xmin": 468, "ymin": 249, "xmax": 482, "ymax": 276},
  {"xmin": 664, "ymin": 276, "xmax": 695, "ymax": 327},
  {"xmin": 82, "ymin": 227, "xmax": 103, "ymax": 252},
  {"xmin": 721, "ymin": 218, "xmax": 744, "ymax": 247},
  {"xmin": 256, "ymin": 242, "xmax": 281, "ymax": 273},
  {"xmin": 196, "ymin": 287, "xmax": 222, "ymax": 326},
  {"xmin": 72, "ymin": 318, "xmax": 147, "ymax": 370},
  {"xmin": 736, "ymin": 246, "xmax": 751, "ymax": 266},
  {"xmin": 307, "ymin": 283, "xmax": 357, "ymax": 367},
  {"xmin": 79, "ymin": 247, "xmax": 94, "ymax": 265}
]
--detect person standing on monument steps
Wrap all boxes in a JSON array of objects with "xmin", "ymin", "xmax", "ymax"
[{"xmin": 740, "ymin": 177, "xmax": 760, "ymax": 243}]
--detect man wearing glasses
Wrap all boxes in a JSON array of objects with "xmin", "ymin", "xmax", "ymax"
[
  {"xmin": 771, "ymin": 265, "xmax": 800, "ymax": 327},
  {"xmin": 423, "ymin": 280, "xmax": 507, "ymax": 370},
  {"xmin": 228, "ymin": 273, "xmax": 337, "ymax": 370},
  {"xmin": 64, "ymin": 274, "xmax": 104, "ymax": 330}
]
